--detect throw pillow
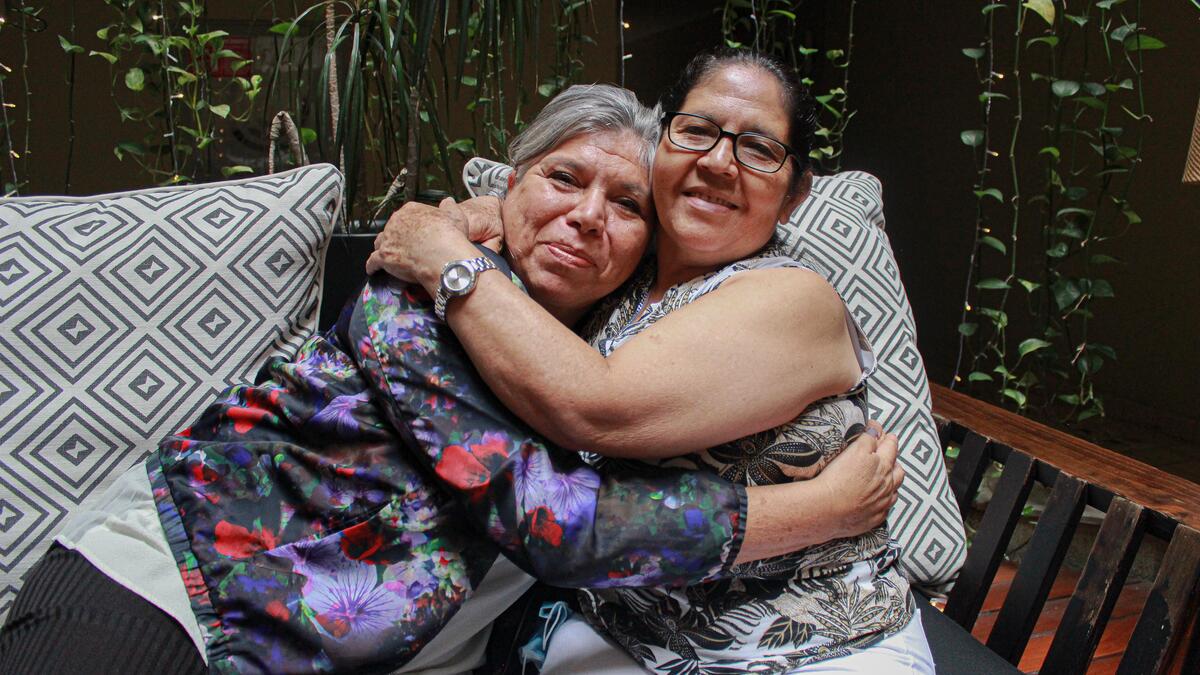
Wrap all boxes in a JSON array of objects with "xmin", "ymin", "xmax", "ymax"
[
  {"xmin": 463, "ymin": 158, "xmax": 967, "ymax": 595},
  {"xmin": 0, "ymin": 164, "xmax": 344, "ymax": 618}
]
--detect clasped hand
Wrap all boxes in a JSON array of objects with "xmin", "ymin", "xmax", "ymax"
[{"xmin": 365, "ymin": 196, "xmax": 503, "ymax": 285}]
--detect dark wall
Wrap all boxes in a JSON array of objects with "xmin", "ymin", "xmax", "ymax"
[{"xmin": 838, "ymin": 1, "xmax": 1200, "ymax": 435}]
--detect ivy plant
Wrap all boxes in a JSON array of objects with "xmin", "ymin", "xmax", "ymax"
[
  {"xmin": 720, "ymin": 0, "xmax": 856, "ymax": 172},
  {"xmin": 952, "ymin": 0, "xmax": 1160, "ymax": 423}
]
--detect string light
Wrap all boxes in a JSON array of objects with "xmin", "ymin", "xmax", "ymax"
[
  {"xmin": 622, "ymin": 22, "xmax": 630, "ymax": 29},
  {"xmin": 964, "ymin": 303, "xmax": 972, "ymax": 311}
]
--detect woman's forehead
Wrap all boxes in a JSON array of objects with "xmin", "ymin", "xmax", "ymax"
[
  {"xmin": 682, "ymin": 65, "xmax": 790, "ymax": 136},
  {"xmin": 540, "ymin": 132, "xmax": 651, "ymax": 185}
]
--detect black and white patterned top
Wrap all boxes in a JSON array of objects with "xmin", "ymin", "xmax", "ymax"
[{"xmin": 577, "ymin": 245, "xmax": 914, "ymax": 674}]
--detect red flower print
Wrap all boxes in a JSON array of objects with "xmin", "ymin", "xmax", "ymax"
[
  {"xmin": 435, "ymin": 445, "xmax": 491, "ymax": 490},
  {"xmin": 213, "ymin": 520, "xmax": 279, "ymax": 558},
  {"xmin": 266, "ymin": 600, "xmax": 290, "ymax": 621},
  {"xmin": 227, "ymin": 405, "xmax": 271, "ymax": 434},
  {"xmin": 339, "ymin": 520, "xmax": 385, "ymax": 561},
  {"xmin": 527, "ymin": 506, "xmax": 563, "ymax": 546}
]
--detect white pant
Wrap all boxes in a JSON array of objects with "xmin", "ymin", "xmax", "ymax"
[{"xmin": 541, "ymin": 610, "xmax": 935, "ymax": 674}]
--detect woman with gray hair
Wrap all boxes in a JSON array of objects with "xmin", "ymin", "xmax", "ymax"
[{"xmin": 0, "ymin": 84, "xmax": 901, "ymax": 674}]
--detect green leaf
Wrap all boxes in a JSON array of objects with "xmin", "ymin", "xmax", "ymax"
[
  {"xmin": 768, "ymin": 9, "xmax": 797, "ymax": 20},
  {"xmin": 1076, "ymin": 96, "xmax": 1106, "ymax": 111},
  {"xmin": 958, "ymin": 322, "xmax": 978, "ymax": 337},
  {"xmin": 113, "ymin": 141, "xmax": 145, "ymax": 161},
  {"xmin": 269, "ymin": 22, "xmax": 297, "ymax": 35},
  {"xmin": 124, "ymin": 67, "xmax": 145, "ymax": 92},
  {"xmin": 1125, "ymin": 35, "xmax": 1165, "ymax": 51},
  {"xmin": 1039, "ymin": 146, "xmax": 1061, "ymax": 160},
  {"xmin": 58, "ymin": 36, "xmax": 84, "ymax": 55},
  {"xmin": 1090, "ymin": 343, "xmax": 1118, "ymax": 360},
  {"xmin": 976, "ymin": 278, "xmax": 1010, "ymax": 290},
  {"xmin": 982, "ymin": 3, "xmax": 1006, "ymax": 14},
  {"xmin": 197, "ymin": 30, "xmax": 230, "ymax": 46},
  {"xmin": 1122, "ymin": 209, "xmax": 1141, "ymax": 225},
  {"xmin": 1057, "ymin": 207, "xmax": 1095, "ymax": 219},
  {"xmin": 1090, "ymin": 254, "xmax": 1121, "ymax": 265},
  {"xmin": 945, "ymin": 444, "xmax": 961, "ymax": 459},
  {"xmin": 1110, "ymin": 23, "xmax": 1138, "ymax": 42},
  {"xmin": 975, "ymin": 188, "xmax": 1004, "ymax": 202},
  {"xmin": 537, "ymin": 83, "xmax": 555, "ymax": 97},
  {"xmin": 1002, "ymin": 388, "xmax": 1028, "ymax": 407},
  {"xmin": 460, "ymin": 75, "xmax": 478, "ymax": 87},
  {"xmin": 1083, "ymin": 82, "xmax": 1107, "ymax": 96},
  {"xmin": 979, "ymin": 308, "xmax": 1008, "ymax": 328},
  {"xmin": 1064, "ymin": 186, "xmax": 1088, "ymax": 201},
  {"xmin": 1019, "ymin": 338, "xmax": 1052, "ymax": 357},
  {"xmin": 1018, "ymin": 278, "xmax": 1041, "ymax": 293},
  {"xmin": 220, "ymin": 165, "xmax": 253, "ymax": 177},
  {"xmin": 89, "ymin": 50, "xmax": 118, "ymax": 65},
  {"xmin": 1065, "ymin": 13, "xmax": 1089, "ymax": 26},
  {"xmin": 960, "ymin": 130, "xmax": 985, "ymax": 147},
  {"xmin": 979, "ymin": 92, "xmax": 1010, "ymax": 101},
  {"xmin": 1052, "ymin": 279, "xmax": 1082, "ymax": 309},
  {"xmin": 1027, "ymin": 36, "xmax": 1059, "ymax": 48},
  {"xmin": 993, "ymin": 364, "xmax": 1013, "ymax": 378},
  {"xmin": 962, "ymin": 47, "xmax": 985, "ymax": 59},
  {"xmin": 1096, "ymin": 0, "xmax": 1123, "ymax": 9},
  {"xmin": 300, "ymin": 127, "xmax": 317, "ymax": 145},
  {"xmin": 446, "ymin": 138, "xmax": 475, "ymax": 153},
  {"xmin": 1024, "ymin": 0, "xmax": 1055, "ymax": 24},
  {"xmin": 1051, "ymin": 80, "xmax": 1081, "ymax": 97},
  {"xmin": 209, "ymin": 104, "xmax": 231, "ymax": 119},
  {"xmin": 981, "ymin": 236, "xmax": 1007, "ymax": 255},
  {"xmin": 1091, "ymin": 279, "xmax": 1115, "ymax": 298},
  {"xmin": 1047, "ymin": 242, "xmax": 1069, "ymax": 258},
  {"xmin": 968, "ymin": 371, "xmax": 993, "ymax": 382},
  {"xmin": 1058, "ymin": 393, "xmax": 1081, "ymax": 405}
]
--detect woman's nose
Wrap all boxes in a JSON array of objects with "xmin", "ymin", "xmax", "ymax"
[
  {"xmin": 569, "ymin": 188, "xmax": 606, "ymax": 234},
  {"xmin": 697, "ymin": 136, "xmax": 738, "ymax": 177}
]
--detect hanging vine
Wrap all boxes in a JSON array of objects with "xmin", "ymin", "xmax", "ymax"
[
  {"xmin": 953, "ymin": 0, "xmax": 1160, "ymax": 424},
  {"xmin": 720, "ymin": 0, "xmax": 857, "ymax": 172}
]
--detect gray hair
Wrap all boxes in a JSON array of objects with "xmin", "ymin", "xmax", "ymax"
[{"xmin": 507, "ymin": 84, "xmax": 661, "ymax": 177}]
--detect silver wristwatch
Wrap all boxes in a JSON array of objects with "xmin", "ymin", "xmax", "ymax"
[{"xmin": 434, "ymin": 256, "xmax": 498, "ymax": 321}]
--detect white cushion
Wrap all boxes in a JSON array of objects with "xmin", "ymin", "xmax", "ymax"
[
  {"xmin": 0, "ymin": 164, "xmax": 344, "ymax": 618},
  {"xmin": 463, "ymin": 158, "xmax": 966, "ymax": 595},
  {"xmin": 777, "ymin": 171, "xmax": 966, "ymax": 595}
]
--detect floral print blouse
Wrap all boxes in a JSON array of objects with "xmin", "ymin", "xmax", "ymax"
[
  {"xmin": 149, "ymin": 253, "xmax": 747, "ymax": 673},
  {"xmin": 577, "ymin": 246, "xmax": 914, "ymax": 674}
]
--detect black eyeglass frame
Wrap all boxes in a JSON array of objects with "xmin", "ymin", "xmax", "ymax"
[{"xmin": 661, "ymin": 111, "xmax": 797, "ymax": 174}]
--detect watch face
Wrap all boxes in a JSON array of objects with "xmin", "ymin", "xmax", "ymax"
[{"xmin": 444, "ymin": 262, "xmax": 474, "ymax": 293}]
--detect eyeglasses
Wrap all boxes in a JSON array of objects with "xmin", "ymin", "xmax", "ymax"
[{"xmin": 662, "ymin": 111, "xmax": 795, "ymax": 174}]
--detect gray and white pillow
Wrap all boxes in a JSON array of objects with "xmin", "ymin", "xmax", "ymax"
[
  {"xmin": 463, "ymin": 158, "xmax": 966, "ymax": 595},
  {"xmin": 0, "ymin": 164, "xmax": 344, "ymax": 618}
]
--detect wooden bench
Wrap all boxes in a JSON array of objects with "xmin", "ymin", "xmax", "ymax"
[{"xmin": 927, "ymin": 383, "xmax": 1200, "ymax": 674}]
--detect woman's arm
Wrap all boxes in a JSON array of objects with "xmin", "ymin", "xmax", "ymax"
[{"xmin": 367, "ymin": 204, "xmax": 861, "ymax": 458}]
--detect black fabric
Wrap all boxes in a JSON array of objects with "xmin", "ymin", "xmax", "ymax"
[
  {"xmin": 478, "ymin": 581, "xmax": 578, "ymax": 675},
  {"xmin": 0, "ymin": 545, "xmax": 205, "ymax": 675},
  {"xmin": 915, "ymin": 592, "xmax": 1023, "ymax": 674}
]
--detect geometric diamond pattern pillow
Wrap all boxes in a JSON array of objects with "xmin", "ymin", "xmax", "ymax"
[
  {"xmin": 464, "ymin": 158, "xmax": 967, "ymax": 596},
  {"xmin": 0, "ymin": 163, "xmax": 343, "ymax": 619},
  {"xmin": 776, "ymin": 171, "xmax": 967, "ymax": 596}
]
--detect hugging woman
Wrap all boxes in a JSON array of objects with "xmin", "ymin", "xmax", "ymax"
[
  {"xmin": 0, "ymin": 79, "xmax": 900, "ymax": 673},
  {"xmin": 372, "ymin": 49, "xmax": 935, "ymax": 673}
]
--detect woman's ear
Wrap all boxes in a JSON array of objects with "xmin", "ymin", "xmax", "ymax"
[{"xmin": 777, "ymin": 169, "xmax": 813, "ymax": 222}]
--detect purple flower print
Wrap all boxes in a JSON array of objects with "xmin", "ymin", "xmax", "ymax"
[
  {"xmin": 310, "ymin": 392, "xmax": 372, "ymax": 437},
  {"xmin": 302, "ymin": 557, "xmax": 407, "ymax": 656}
]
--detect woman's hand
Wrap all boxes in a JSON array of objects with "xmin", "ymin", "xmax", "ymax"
[
  {"xmin": 813, "ymin": 420, "xmax": 904, "ymax": 539},
  {"xmin": 365, "ymin": 196, "xmax": 500, "ymax": 291},
  {"xmin": 736, "ymin": 420, "xmax": 904, "ymax": 564}
]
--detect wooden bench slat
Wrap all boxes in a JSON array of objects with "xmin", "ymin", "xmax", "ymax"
[
  {"xmin": 1042, "ymin": 497, "xmax": 1148, "ymax": 674},
  {"xmin": 947, "ymin": 432, "xmax": 991, "ymax": 519},
  {"xmin": 987, "ymin": 473, "xmax": 1086, "ymax": 665},
  {"xmin": 944, "ymin": 450, "xmax": 1036, "ymax": 629},
  {"xmin": 932, "ymin": 384, "xmax": 1200, "ymax": 533},
  {"xmin": 1116, "ymin": 525, "xmax": 1200, "ymax": 675}
]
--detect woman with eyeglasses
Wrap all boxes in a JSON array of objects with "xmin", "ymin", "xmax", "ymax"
[{"xmin": 371, "ymin": 49, "xmax": 932, "ymax": 673}]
